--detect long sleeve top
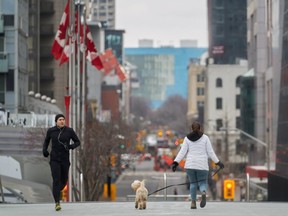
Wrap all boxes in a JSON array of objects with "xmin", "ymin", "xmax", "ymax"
[
  {"xmin": 43, "ymin": 126, "xmax": 80, "ymax": 162},
  {"xmin": 174, "ymin": 133, "xmax": 219, "ymax": 171}
]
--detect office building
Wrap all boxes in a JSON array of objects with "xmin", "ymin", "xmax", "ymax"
[
  {"xmin": 125, "ymin": 47, "xmax": 207, "ymax": 109},
  {"xmin": 207, "ymin": 0, "xmax": 247, "ymax": 64}
]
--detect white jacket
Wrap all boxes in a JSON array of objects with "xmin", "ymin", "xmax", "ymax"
[{"xmin": 174, "ymin": 134, "xmax": 219, "ymax": 171}]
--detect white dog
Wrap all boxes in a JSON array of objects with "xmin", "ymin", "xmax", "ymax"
[{"xmin": 131, "ymin": 180, "xmax": 148, "ymax": 210}]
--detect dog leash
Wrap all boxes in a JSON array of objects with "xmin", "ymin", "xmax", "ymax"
[{"xmin": 148, "ymin": 167, "xmax": 222, "ymax": 196}]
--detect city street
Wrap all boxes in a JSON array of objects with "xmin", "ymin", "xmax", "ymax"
[
  {"xmin": 116, "ymin": 158, "xmax": 189, "ymax": 201},
  {"xmin": 1, "ymin": 201, "xmax": 287, "ymax": 216}
]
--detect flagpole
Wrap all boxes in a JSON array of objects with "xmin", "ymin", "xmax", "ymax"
[
  {"xmin": 68, "ymin": 0, "xmax": 75, "ymax": 202},
  {"xmin": 76, "ymin": 2, "xmax": 81, "ymax": 133},
  {"xmin": 81, "ymin": 5, "xmax": 87, "ymax": 202}
]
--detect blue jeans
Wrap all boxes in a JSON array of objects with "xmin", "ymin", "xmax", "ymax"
[{"xmin": 186, "ymin": 169, "xmax": 209, "ymax": 201}]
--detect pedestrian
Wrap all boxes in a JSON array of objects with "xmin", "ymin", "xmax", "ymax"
[
  {"xmin": 172, "ymin": 121, "xmax": 224, "ymax": 209},
  {"xmin": 43, "ymin": 114, "xmax": 80, "ymax": 211}
]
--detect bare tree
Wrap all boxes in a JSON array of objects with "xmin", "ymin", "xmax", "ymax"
[
  {"xmin": 150, "ymin": 95, "xmax": 188, "ymax": 135},
  {"xmin": 130, "ymin": 96, "xmax": 151, "ymax": 119},
  {"xmin": 79, "ymin": 119, "xmax": 134, "ymax": 201}
]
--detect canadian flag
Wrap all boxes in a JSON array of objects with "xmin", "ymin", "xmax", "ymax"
[
  {"xmin": 51, "ymin": 0, "xmax": 70, "ymax": 60},
  {"xmin": 99, "ymin": 48, "xmax": 127, "ymax": 82},
  {"xmin": 84, "ymin": 26, "xmax": 103, "ymax": 70},
  {"xmin": 59, "ymin": 11, "xmax": 103, "ymax": 71},
  {"xmin": 59, "ymin": 37, "xmax": 71, "ymax": 65},
  {"xmin": 100, "ymin": 48, "xmax": 118, "ymax": 75},
  {"xmin": 115, "ymin": 64, "xmax": 127, "ymax": 82}
]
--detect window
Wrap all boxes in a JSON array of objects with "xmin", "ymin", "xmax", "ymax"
[
  {"xmin": 216, "ymin": 78, "xmax": 222, "ymax": 87},
  {"xmin": 216, "ymin": 119, "xmax": 223, "ymax": 131},
  {"xmin": 197, "ymin": 73, "xmax": 205, "ymax": 82},
  {"xmin": 216, "ymin": 97, "xmax": 222, "ymax": 109},
  {"xmin": 236, "ymin": 94, "xmax": 240, "ymax": 109},
  {"xmin": 236, "ymin": 116, "xmax": 241, "ymax": 129},
  {"xmin": 3, "ymin": 15, "xmax": 14, "ymax": 27},
  {"xmin": 197, "ymin": 87, "xmax": 204, "ymax": 96},
  {"xmin": 235, "ymin": 139, "xmax": 241, "ymax": 155},
  {"xmin": 216, "ymin": 139, "xmax": 222, "ymax": 154},
  {"xmin": 236, "ymin": 76, "xmax": 241, "ymax": 87},
  {"xmin": 197, "ymin": 101, "xmax": 204, "ymax": 108},
  {"xmin": 215, "ymin": 13, "xmax": 224, "ymax": 23},
  {"xmin": 0, "ymin": 75, "xmax": 5, "ymax": 104},
  {"xmin": 215, "ymin": 25, "xmax": 224, "ymax": 36},
  {"xmin": 214, "ymin": 0, "xmax": 224, "ymax": 8},
  {"xmin": 7, "ymin": 70, "xmax": 14, "ymax": 91}
]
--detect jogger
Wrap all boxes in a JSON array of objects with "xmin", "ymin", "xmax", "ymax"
[{"xmin": 43, "ymin": 114, "xmax": 80, "ymax": 211}]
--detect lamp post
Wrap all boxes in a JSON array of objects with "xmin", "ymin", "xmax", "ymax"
[{"xmin": 222, "ymin": 127, "xmax": 269, "ymax": 171}]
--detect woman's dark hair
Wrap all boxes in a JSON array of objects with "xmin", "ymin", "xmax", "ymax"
[{"xmin": 191, "ymin": 121, "xmax": 202, "ymax": 134}]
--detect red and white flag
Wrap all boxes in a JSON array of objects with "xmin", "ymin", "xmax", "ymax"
[
  {"xmin": 115, "ymin": 64, "xmax": 127, "ymax": 82},
  {"xmin": 51, "ymin": 0, "xmax": 70, "ymax": 60},
  {"xmin": 84, "ymin": 26, "xmax": 103, "ymax": 70},
  {"xmin": 100, "ymin": 48, "xmax": 117, "ymax": 75},
  {"xmin": 59, "ymin": 37, "xmax": 71, "ymax": 65}
]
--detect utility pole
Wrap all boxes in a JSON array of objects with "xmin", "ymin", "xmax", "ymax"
[{"xmin": 224, "ymin": 117, "xmax": 229, "ymax": 162}]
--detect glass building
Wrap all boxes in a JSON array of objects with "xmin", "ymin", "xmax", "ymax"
[
  {"xmin": 207, "ymin": 0, "xmax": 247, "ymax": 64},
  {"xmin": 125, "ymin": 47, "xmax": 207, "ymax": 108}
]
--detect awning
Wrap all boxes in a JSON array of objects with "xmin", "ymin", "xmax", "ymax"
[{"xmin": 246, "ymin": 165, "xmax": 269, "ymax": 178}]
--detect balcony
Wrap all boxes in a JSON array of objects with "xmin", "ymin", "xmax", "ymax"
[{"xmin": 0, "ymin": 53, "xmax": 8, "ymax": 73}]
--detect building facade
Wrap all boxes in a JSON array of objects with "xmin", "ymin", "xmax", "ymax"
[
  {"xmin": 187, "ymin": 59, "xmax": 206, "ymax": 124},
  {"xmin": 207, "ymin": 0, "xmax": 247, "ymax": 64},
  {"xmin": 269, "ymin": 0, "xmax": 288, "ymax": 201},
  {"xmin": 125, "ymin": 47, "xmax": 207, "ymax": 108},
  {"xmin": 85, "ymin": 0, "xmax": 115, "ymax": 29},
  {"xmin": 0, "ymin": 0, "xmax": 29, "ymax": 113},
  {"xmin": 204, "ymin": 63, "xmax": 248, "ymax": 164}
]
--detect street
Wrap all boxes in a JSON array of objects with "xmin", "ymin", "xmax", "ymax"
[
  {"xmin": 1, "ymin": 201, "xmax": 287, "ymax": 216},
  {"xmin": 1, "ymin": 158, "xmax": 288, "ymax": 216},
  {"xmin": 116, "ymin": 157, "xmax": 189, "ymax": 201}
]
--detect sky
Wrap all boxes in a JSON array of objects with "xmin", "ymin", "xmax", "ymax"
[{"xmin": 115, "ymin": 0, "xmax": 208, "ymax": 48}]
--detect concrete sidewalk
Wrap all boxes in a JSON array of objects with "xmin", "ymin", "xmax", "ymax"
[{"xmin": 0, "ymin": 201, "xmax": 287, "ymax": 216}]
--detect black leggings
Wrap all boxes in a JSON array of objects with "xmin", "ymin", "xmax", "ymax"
[{"xmin": 50, "ymin": 160, "xmax": 70, "ymax": 203}]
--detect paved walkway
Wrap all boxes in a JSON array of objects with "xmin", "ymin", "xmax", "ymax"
[{"xmin": 1, "ymin": 201, "xmax": 287, "ymax": 216}]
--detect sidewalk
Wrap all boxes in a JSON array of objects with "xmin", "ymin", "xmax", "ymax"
[{"xmin": 1, "ymin": 201, "xmax": 287, "ymax": 216}]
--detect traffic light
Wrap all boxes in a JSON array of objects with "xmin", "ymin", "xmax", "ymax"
[
  {"xmin": 110, "ymin": 155, "xmax": 117, "ymax": 167},
  {"xmin": 223, "ymin": 179, "xmax": 235, "ymax": 200}
]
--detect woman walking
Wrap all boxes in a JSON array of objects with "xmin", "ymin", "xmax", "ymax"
[{"xmin": 172, "ymin": 121, "xmax": 224, "ymax": 209}]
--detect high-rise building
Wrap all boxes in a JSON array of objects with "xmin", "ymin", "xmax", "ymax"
[
  {"xmin": 269, "ymin": 0, "xmax": 288, "ymax": 201},
  {"xmin": 27, "ymin": 0, "xmax": 69, "ymax": 113},
  {"xmin": 207, "ymin": 0, "xmax": 247, "ymax": 64},
  {"xmin": 0, "ymin": 0, "xmax": 29, "ymax": 113},
  {"xmin": 125, "ymin": 47, "xmax": 207, "ymax": 109},
  {"xmin": 85, "ymin": 0, "xmax": 116, "ymax": 29}
]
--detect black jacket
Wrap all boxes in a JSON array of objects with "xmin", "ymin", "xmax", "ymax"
[{"xmin": 43, "ymin": 126, "xmax": 80, "ymax": 162}]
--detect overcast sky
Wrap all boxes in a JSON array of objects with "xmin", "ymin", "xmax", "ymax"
[{"xmin": 115, "ymin": 0, "xmax": 208, "ymax": 48}]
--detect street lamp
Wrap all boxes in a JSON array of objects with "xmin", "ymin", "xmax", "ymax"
[{"xmin": 221, "ymin": 127, "xmax": 269, "ymax": 171}]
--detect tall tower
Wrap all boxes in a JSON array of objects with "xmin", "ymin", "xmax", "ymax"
[
  {"xmin": 207, "ymin": 0, "xmax": 247, "ymax": 64},
  {"xmin": 85, "ymin": 0, "xmax": 116, "ymax": 29}
]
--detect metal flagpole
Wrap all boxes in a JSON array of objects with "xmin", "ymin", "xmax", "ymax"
[
  {"xmin": 71, "ymin": 0, "xmax": 79, "ymax": 202},
  {"xmin": 80, "ymin": 5, "xmax": 87, "ymax": 202},
  {"xmin": 68, "ymin": 0, "xmax": 75, "ymax": 202},
  {"xmin": 74, "ymin": 1, "xmax": 81, "ymax": 201},
  {"xmin": 76, "ymin": 2, "xmax": 81, "ymax": 133}
]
